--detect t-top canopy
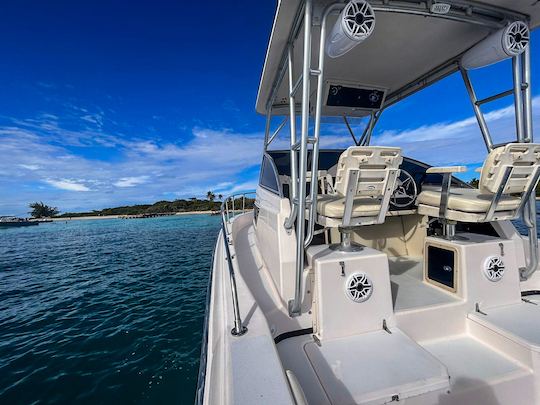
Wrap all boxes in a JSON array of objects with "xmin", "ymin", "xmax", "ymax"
[{"xmin": 256, "ymin": 0, "xmax": 540, "ymax": 117}]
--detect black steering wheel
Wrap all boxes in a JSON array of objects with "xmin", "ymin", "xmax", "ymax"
[{"xmin": 390, "ymin": 169, "xmax": 418, "ymax": 209}]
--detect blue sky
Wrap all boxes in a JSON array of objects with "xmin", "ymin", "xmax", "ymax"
[{"xmin": 0, "ymin": 1, "xmax": 539, "ymax": 216}]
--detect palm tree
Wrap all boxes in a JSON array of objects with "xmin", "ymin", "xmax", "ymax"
[
  {"xmin": 28, "ymin": 201, "xmax": 59, "ymax": 218},
  {"xmin": 468, "ymin": 178, "xmax": 479, "ymax": 188},
  {"xmin": 206, "ymin": 191, "xmax": 216, "ymax": 201},
  {"xmin": 218, "ymin": 194, "xmax": 223, "ymax": 201}
]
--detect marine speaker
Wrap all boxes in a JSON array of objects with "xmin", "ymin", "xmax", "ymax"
[
  {"xmin": 483, "ymin": 256, "xmax": 505, "ymax": 282},
  {"xmin": 345, "ymin": 272, "xmax": 373, "ymax": 303},
  {"xmin": 326, "ymin": 0, "xmax": 376, "ymax": 59},
  {"xmin": 461, "ymin": 21, "xmax": 529, "ymax": 70}
]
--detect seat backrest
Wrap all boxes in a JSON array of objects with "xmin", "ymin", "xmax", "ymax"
[
  {"xmin": 480, "ymin": 143, "xmax": 540, "ymax": 195},
  {"xmin": 334, "ymin": 146, "xmax": 403, "ymax": 198}
]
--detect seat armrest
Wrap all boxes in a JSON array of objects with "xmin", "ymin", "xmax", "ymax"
[
  {"xmin": 306, "ymin": 170, "xmax": 328, "ymax": 179},
  {"xmin": 426, "ymin": 166, "xmax": 467, "ymax": 174},
  {"xmin": 426, "ymin": 167, "xmax": 465, "ymax": 218}
]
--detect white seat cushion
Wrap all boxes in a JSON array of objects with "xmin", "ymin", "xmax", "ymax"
[
  {"xmin": 316, "ymin": 194, "xmax": 381, "ymax": 218},
  {"xmin": 417, "ymin": 187, "xmax": 520, "ymax": 213}
]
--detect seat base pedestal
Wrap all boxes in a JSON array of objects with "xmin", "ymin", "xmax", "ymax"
[
  {"xmin": 436, "ymin": 220, "xmax": 468, "ymax": 241},
  {"xmin": 329, "ymin": 227, "xmax": 364, "ymax": 252}
]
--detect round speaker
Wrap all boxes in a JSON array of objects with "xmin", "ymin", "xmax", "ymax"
[
  {"xmin": 341, "ymin": 0, "xmax": 375, "ymax": 41},
  {"xmin": 483, "ymin": 256, "xmax": 505, "ymax": 282},
  {"xmin": 504, "ymin": 21, "xmax": 529, "ymax": 56},
  {"xmin": 461, "ymin": 21, "xmax": 530, "ymax": 70},
  {"xmin": 345, "ymin": 272, "xmax": 373, "ymax": 302},
  {"xmin": 326, "ymin": 0, "xmax": 376, "ymax": 58}
]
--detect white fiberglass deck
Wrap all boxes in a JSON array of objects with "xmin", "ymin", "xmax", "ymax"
[
  {"xmin": 207, "ymin": 212, "xmax": 540, "ymax": 404},
  {"xmin": 469, "ymin": 299, "xmax": 540, "ymax": 351},
  {"xmin": 388, "ymin": 256, "xmax": 459, "ymax": 311},
  {"xmin": 276, "ymin": 329, "xmax": 534, "ymax": 404},
  {"xmin": 421, "ymin": 335, "xmax": 534, "ymax": 403},
  {"xmin": 277, "ymin": 329, "xmax": 450, "ymax": 405}
]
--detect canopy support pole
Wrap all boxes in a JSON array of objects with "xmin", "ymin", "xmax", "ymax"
[
  {"xmin": 519, "ymin": 44, "xmax": 538, "ymax": 280},
  {"xmin": 288, "ymin": 0, "xmax": 313, "ymax": 317},
  {"xmin": 284, "ymin": 46, "xmax": 299, "ymax": 231},
  {"xmin": 460, "ymin": 68, "xmax": 493, "ymax": 151},
  {"xmin": 343, "ymin": 116, "xmax": 360, "ymax": 146},
  {"xmin": 461, "ymin": 43, "xmax": 538, "ymax": 280},
  {"xmin": 513, "ymin": 56, "xmax": 525, "ymax": 142}
]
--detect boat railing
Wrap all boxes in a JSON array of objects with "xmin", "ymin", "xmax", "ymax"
[
  {"xmin": 220, "ymin": 191, "xmax": 256, "ymax": 336},
  {"xmin": 222, "ymin": 191, "xmax": 256, "ymax": 232},
  {"xmin": 194, "ymin": 191, "xmax": 255, "ymax": 404}
]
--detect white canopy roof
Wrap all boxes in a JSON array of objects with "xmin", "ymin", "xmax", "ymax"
[{"xmin": 256, "ymin": 0, "xmax": 540, "ymax": 116}]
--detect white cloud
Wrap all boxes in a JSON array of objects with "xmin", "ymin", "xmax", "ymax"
[
  {"xmin": 227, "ymin": 180, "xmax": 259, "ymax": 195},
  {"xmin": 114, "ymin": 176, "xmax": 149, "ymax": 188},
  {"xmin": 0, "ymin": 118, "xmax": 266, "ymax": 214},
  {"xmin": 44, "ymin": 179, "xmax": 91, "ymax": 192},
  {"xmin": 1, "ymin": 95, "xmax": 539, "ymax": 215},
  {"xmin": 18, "ymin": 164, "xmax": 40, "ymax": 171},
  {"xmin": 80, "ymin": 113, "xmax": 104, "ymax": 129},
  {"xmin": 373, "ymin": 96, "xmax": 540, "ymax": 167}
]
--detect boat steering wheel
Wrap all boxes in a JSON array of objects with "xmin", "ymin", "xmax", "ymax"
[{"xmin": 390, "ymin": 169, "xmax": 418, "ymax": 209}]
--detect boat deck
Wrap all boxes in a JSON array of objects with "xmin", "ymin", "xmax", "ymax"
[
  {"xmin": 233, "ymin": 221, "xmax": 312, "ymax": 334},
  {"xmin": 276, "ymin": 328, "xmax": 533, "ymax": 405},
  {"xmin": 388, "ymin": 256, "xmax": 460, "ymax": 311},
  {"xmin": 420, "ymin": 335, "xmax": 534, "ymax": 401},
  {"xmin": 228, "ymin": 217, "xmax": 539, "ymax": 404}
]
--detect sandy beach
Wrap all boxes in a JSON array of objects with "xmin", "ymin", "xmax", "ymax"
[{"xmin": 51, "ymin": 211, "xmax": 216, "ymax": 221}]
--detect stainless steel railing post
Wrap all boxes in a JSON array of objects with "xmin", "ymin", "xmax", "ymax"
[
  {"xmin": 221, "ymin": 215, "xmax": 247, "ymax": 336},
  {"xmin": 219, "ymin": 192, "xmax": 255, "ymax": 335}
]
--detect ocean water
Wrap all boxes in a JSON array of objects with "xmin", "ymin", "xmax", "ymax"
[
  {"xmin": 512, "ymin": 201, "xmax": 540, "ymax": 236},
  {"xmin": 0, "ymin": 215, "xmax": 221, "ymax": 404},
  {"xmin": 0, "ymin": 208, "xmax": 539, "ymax": 405}
]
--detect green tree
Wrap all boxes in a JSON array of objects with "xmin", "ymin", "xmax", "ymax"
[
  {"xmin": 206, "ymin": 191, "xmax": 216, "ymax": 201},
  {"xmin": 218, "ymin": 194, "xmax": 223, "ymax": 201},
  {"xmin": 28, "ymin": 202, "xmax": 59, "ymax": 218},
  {"xmin": 468, "ymin": 178, "xmax": 479, "ymax": 188}
]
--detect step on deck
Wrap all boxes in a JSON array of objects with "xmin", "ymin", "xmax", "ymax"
[
  {"xmin": 278, "ymin": 328, "xmax": 450, "ymax": 405},
  {"xmin": 421, "ymin": 334, "xmax": 534, "ymax": 404},
  {"xmin": 469, "ymin": 300, "xmax": 540, "ymax": 351}
]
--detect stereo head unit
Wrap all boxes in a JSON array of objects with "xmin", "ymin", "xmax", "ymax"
[{"xmin": 316, "ymin": 80, "xmax": 387, "ymax": 116}]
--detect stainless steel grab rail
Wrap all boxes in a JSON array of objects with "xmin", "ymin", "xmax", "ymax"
[
  {"xmin": 221, "ymin": 191, "xmax": 256, "ymax": 335},
  {"xmin": 222, "ymin": 191, "xmax": 256, "ymax": 231},
  {"xmin": 194, "ymin": 191, "xmax": 255, "ymax": 405}
]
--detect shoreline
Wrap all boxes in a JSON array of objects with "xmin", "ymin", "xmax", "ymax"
[{"xmin": 50, "ymin": 211, "xmax": 216, "ymax": 221}]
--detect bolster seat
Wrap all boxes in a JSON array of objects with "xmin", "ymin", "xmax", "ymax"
[
  {"xmin": 417, "ymin": 187, "xmax": 521, "ymax": 213},
  {"xmin": 417, "ymin": 143, "xmax": 540, "ymax": 223},
  {"xmin": 317, "ymin": 194, "xmax": 381, "ymax": 218},
  {"xmin": 316, "ymin": 146, "xmax": 402, "ymax": 227}
]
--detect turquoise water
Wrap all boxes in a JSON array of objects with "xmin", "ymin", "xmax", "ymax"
[
  {"xmin": 0, "ymin": 215, "xmax": 221, "ymax": 404},
  {"xmin": 0, "ymin": 209, "xmax": 538, "ymax": 405}
]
